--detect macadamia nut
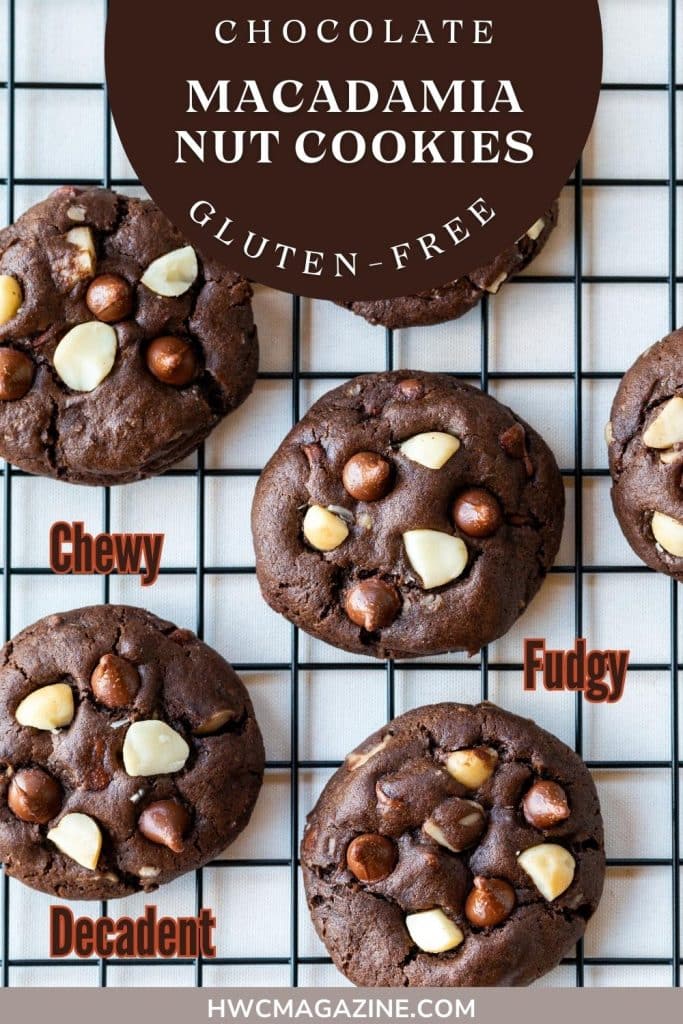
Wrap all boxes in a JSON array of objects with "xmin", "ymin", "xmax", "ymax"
[
  {"xmin": 652, "ymin": 510, "xmax": 683, "ymax": 557},
  {"xmin": 445, "ymin": 747, "xmax": 498, "ymax": 789},
  {"xmin": 53, "ymin": 322, "xmax": 117, "ymax": 392},
  {"xmin": 122, "ymin": 720, "xmax": 190, "ymax": 777},
  {"xmin": 15, "ymin": 683, "xmax": 75, "ymax": 732},
  {"xmin": 517, "ymin": 843, "xmax": 575, "ymax": 901},
  {"xmin": 405, "ymin": 908, "xmax": 464, "ymax": 953},
  {"xmin": 403, "ymin": 530, "xmax": 468, "ymax": 589},
  {"xmin": 303, "ymin": 505, "xmax": 350, "ymax": 551},
  {"xmin": 0, "ymin": 275, "xmax": 23, "ymax": 325},
  {"xmin": 47, "ymin": 813, "xmax": 102, "ymax": 871},
  {"xmin": 141, "ymin": 246, "xmax": 198, "ymax": 297},
  {"xmin": 400, "ymin": 432, "xmax": 460, "ymax": 470},
  {"xmin": 643, "ymin": 397, "xmax": 683, "ymax": 449}
]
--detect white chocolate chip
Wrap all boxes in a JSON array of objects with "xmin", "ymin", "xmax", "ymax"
[
  {"xmin": 15, "ymin": 683, "xmax": 74, "ymax": 731},
  {"xmin": 651, "ymin": 511, "xmax": 683, "ymax": 557},
  {"xmin": 139, "ymin": 866, "xmax": 161, "ymax": 879},
  {"xmin": 405, "ymin": 909, "xmax": 464, "ymax": 953},
  {"xmin": 65, "ymin": 226, "xmax": 96, "ymax": 277},
  {"xmin": 346, "ymin": 736, "xmax": 390, "ymax": 771},
  {"xmin": 400, "ymin": 432, "xmax": 460, "ymax": 470},
  {"xmin": 51, "ymin": 227, "xmax": 97, "ymax": 291},
  {"xmin": 642, "ymin": 397, "xmax": 683, "ymax": 449},
  {"xmin": 526, "ymin": 218, "xmax": 545, "ymax": 241},
  {"xmin": 47, "ymin": 813, "xmax": 102, "ymax": 871},
  {"xmin": 660, "ymin": 448, "xmax": 683, "ymax": 465},
  {"xmin": 403, "ymin": 530, "xmax": 468, "ymax": 590},
  {"xmin": 53, "ymin": 322, "xmax": 117, "ymax": 392},
  {"xmin": 67, "ymin": 205, "xmax": 87, "ymax": 222},
  {"xmin": 486, "ymin": 272, "xmax": 508, "ymax": 294},
  {"xmin": 604, "ymin": 421, "xmax": 613, "ymax": 445},
  {"xmin": 141, "ymin": 246, "xmax": 198, "ymax": 297},
  {"xmin": 0, "ymin": 275, "xmax": 23, "ymax": 325},
  {"xmin": 358, "ymin": 512, "xmax": 373, "ymax": 531},
  {"xmin": 303, "ymin": 505, "xmax": 349, "ymax": 552},
  {"xmin": 446, "ymin": 747, "xmax": 498, "ymax": 789},
  {"xmin": 517, "ymin": 843, "xmax": 575, "ymax": 901},
  {"xmin": 122, "ymin": 720, "xmax": 190, "ymax": 777}
]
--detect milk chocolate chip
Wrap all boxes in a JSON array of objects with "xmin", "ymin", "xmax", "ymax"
[
  {"xmin": 344, "ymin": 579, "xmax": 401, "ymax": 632},
  {"xmin": 500, "ymin": 423, "xmax": 533, "ymax": 477},
  {"xmin": 86, "ymin": 274, "xmax": 133, "ymax": 323},
  {"xmin": 465, "ymin": 876, "xmax": 516, "ymax": 928},
  {"xmin": 346, "ymin": 833, "xmax": 397, "ymax": 883},
  {"xmin": 7, "ymin": 767, "xmax": 62, "ymax": 824},
  {"xmin": 91, "ymin": 654, "xmax": 140, "ymax": 709},
  {"xmin": 146, "ymin": 337, "xmax": 197, "ymax": 386},
  {"xmin": 0, "ymin": 349, "xmax": 34, "ymax": 401},
  {"xmin": 342, "ymin": 452, "xmax": 392, "ymax": 502},
  {"xmin": 522, "ymin": 780, "xmax": 570, "ymax": 829},
  {"xmin": 138, "ymin": 799, "xmax": 190, "ymax": 854},
  {"xmin": 452, "ymin": 488, "xmax": 502, "ymax": 538},
  {"xmin": 396, "ymin": 378, "xmax": 424, "ymax": 400}
]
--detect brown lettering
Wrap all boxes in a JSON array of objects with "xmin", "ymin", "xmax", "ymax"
[{"xmin": 522, "ymin": 637, "xmax": 630, "ymax": 704}]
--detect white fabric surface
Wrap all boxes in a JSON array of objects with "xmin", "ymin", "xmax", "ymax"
[{"xmin": 0, "ymin": 0, "xmax": 681, "ymax": 989}]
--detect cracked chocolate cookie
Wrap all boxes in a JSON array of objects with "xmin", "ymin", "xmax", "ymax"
[
  {"xmin": 608, "ymin": 328, "xmax": 683, "ymax": 580},
  {"xmin": 338, "ymin": 204, "xmax": 557, "ymax": 330},
  {"xmin": 252, "ymin": 371, "xmax": 564, "ymax": 659},
  {"xmin": 301, "ymin": 702, "xmax": 605, "ymax": 987},
  {"xmin": 0, "ymin": 605, "xmax": 264, "ymax": 900},
  {"xmin": 0, "ymin": 187, "xmax": 258, "ymax": 485}
]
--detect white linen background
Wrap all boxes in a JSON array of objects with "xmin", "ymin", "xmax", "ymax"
[{"xmin": 0, "ymin": 0, "xmax": 681, "ymax": 988}]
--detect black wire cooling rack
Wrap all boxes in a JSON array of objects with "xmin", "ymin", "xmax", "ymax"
[{"xmin": 0, "ymin": 0, "xmax": 681, "ymax": 990}]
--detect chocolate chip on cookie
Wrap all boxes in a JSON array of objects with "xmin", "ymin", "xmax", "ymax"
[
  {"xmin": 0, "ymin": 347, "xmax": 34, "ymax": 401},
  {"xmin": 145, "ymin": 336, "xmax": 198, "ymax": 386},
  {"xmin": 8, "ymin": 768, "xmax": 62, "ymax": 825},
  {"xmin": 0, "ymin": 188, "xmax": 259, "ymax": 485},
  {"xmin": 465, "ymin": 876, "xmax": 516, "ymax": 928},
  {"xmin": 252, "ymin": 371, "xmax": 565, "ymax": 658},
  {"xmin": 86, "ymin": 274, "xmax": 134, "ymax": 323},
  {"xmin": 0, "ymin": 605, "xmax": 264, "ymax": 900},
  {"xmin": 301, "ymin": 702, "xmax": 605, "ymax": 987}
]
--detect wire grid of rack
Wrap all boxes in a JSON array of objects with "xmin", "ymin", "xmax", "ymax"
[{"xmin": 0, "ymin": 0, "xmax": 680, "ymax": 990}]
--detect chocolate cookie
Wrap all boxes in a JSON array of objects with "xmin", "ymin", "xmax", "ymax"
[
  {"xmin": 252, "ymin": 371, "xmax": 564, "ymax": 659},
  {"xmin": 338, "ymin": 204, "xmax": 557, "ymax": 329},
  {"xmin": 0, "ymin": 187, "xmax": 258, "ymax": 485},
  {"xmin": 0, "ymin": 605, "xmax": 264, "ymax": 900},
  {"xmin": 608, "ymin": 328, "xmax": 683, "ymax": 580},
  {"xmin": 302, "ymin": 702, "xmax": 605, "ymax": 987}
]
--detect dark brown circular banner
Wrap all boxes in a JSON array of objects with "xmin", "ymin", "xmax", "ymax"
[{"xmin": 106, "ymin": 1, "xmax": 602, "ymax": 301}]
